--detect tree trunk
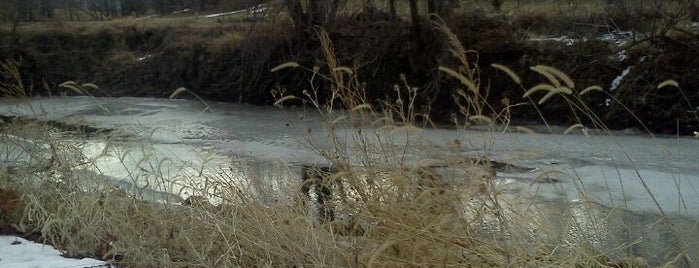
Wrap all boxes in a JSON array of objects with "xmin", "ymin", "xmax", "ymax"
[
  {"xmin": 491, "ymin": 0, "xmax": 503, "ymax": 12},
  {"xmin": 11, "ymin": 10, "xmax": 20, "ymax": 42},
  {"xmin": 10, "ymin": 0, "xmax": 25, "ymax": 46},
  {"xmin": 285, "ymin": 0, "xmax": 340, "ymax": 43},
  {"xmin": 427, "ymin": 0, "xmax": 454, "ymax": 18},
  {"xmin": 112, "ymin": 0, "xmax": 122, "ymax": 17},
  {"xmin": 40, "ymin": 0, "xmax": 54, "ymax": 19},
  {"xmin": 408, "ymin": 0, "xmax": 425, "ymax": 72},
  {"xmin": 408, "ymin": 0, "xmax": 420, "ymax": 35}
]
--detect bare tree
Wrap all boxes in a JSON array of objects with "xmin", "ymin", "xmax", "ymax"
[
  {"xmin": 10, "ymin": 0, "xmax": 35, "ymax": 41},
  {"xmin": 491, "ymin": 0, "xmax": 504, "ymax": 11},
  {"xmin": 422, "ymin": 0, "xmax": 461, "ymax": 18},
  {"xmin": 39, "ymin": 0, "xmax": 54, "ymax": 19},
  {"xmin": 409, "ymin": 0, "xmax": 420, "ymax": 34},
  {"xmin": 62, "ymin": 0, "xmax": 81, "ymax": 21},
  {"xmin": 285, "ymin": 0, "xmax": 341, "ymax": 36},
  {"xmin": 190, "ymin": 0, "xmax": 207, "ymax": 14},
  {"xmin": 388, "ymin": 0, "xmax": 396, "ymax": 21}
]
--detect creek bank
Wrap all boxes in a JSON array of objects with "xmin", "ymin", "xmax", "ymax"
[{"xmin": 1, "ymin": 13, "xmax": 697, "ymax": 135}]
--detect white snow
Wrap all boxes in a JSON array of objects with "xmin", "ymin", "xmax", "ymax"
[
  {"xmin": 204, "ymin": 4, "xmax": 267, "ymax": 18},
  {"xmin": 610, "ymin": 66, "xmax": 632, "ymax": 91},
  {"xmin": 0, "ymin": 236, "xmax": 109, "ymax": 268},
  {"xmin": 529, "ymin": 30, "xmax": 636, "ymax": 47},
  {"xmin": 529, "ymin": 35, "xmax": 581, "ymax": 46},
  {"xmin": 172, "ymin": 8, "xmax": 190, "ymax": 14},
  {"xmin": 136, "ymin": 54, "xmax": 153, "ymax": 62}
]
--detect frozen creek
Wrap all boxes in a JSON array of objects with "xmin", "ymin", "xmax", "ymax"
[{"xmin": 1, "ymin": 96, "xmax": 697, "ymax": 266}]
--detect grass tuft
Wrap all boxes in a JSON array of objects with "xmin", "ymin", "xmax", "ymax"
[
  {"xmin": 491, "ymin": 63, "xmax": 521, "ymax": 85},
  {"xmin": 270, "ymin": 61, "xmax": 300, "ymax": 73},
  {"xmin": 657, "ymin": 79, "xmax": 680, "ymax": 89},
  {"xmin": 168, "ymin": 87, "xmax": 213, "ymax": 112},
  {"xmin": 580, "ymin": 85, "xmax": 604, "ymax": 96}
]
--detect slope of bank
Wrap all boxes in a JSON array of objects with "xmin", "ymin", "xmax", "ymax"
[{"xmin": 1, "ymin": 10, "xmax": 697, "ymax": 134}]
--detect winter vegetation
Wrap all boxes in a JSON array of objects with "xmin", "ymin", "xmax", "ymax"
[
  {"xmin": 0, "ymin": 0, "xmax": 697, "ymax": 133},
  {"xmin": 0, "ymin": 0, "xmax": 698, "ymax": 267}
]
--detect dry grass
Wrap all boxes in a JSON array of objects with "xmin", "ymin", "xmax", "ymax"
[
  {"xmin": 0, "ymin": 13, "xmax": 696, "ymax": 267},
  {"xmin": 2, "ymin": 5, "xmax": 274, "ymax": 38}
]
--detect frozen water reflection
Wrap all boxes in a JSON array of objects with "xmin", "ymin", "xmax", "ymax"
[{"xmin": 1, "ymin": 96, "xmax": 698, "ymax": 266}]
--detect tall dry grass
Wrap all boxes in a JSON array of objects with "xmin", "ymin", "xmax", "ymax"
[
  {"xmin": 0, "ymin": 11, "xmax": 695, "ymax": 267},
  {"xmin": 268, "ymin": 25, "xmax": 695, "ymax": 267}
]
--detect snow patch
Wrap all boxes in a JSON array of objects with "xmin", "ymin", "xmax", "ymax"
[
  {"xmin": 172, "ymin": 8, "xmax": 190, "ymax": 14},
  {"xmin": 598, "ymin": 30, "xmax": 635, "ymax": 46},
  {"xmin": 610, "ymin": 66, "xmax": 633, "ymax": 91},
  {"xmin": 204, "ymin": 4, "xmax": 267, "ymax": 18},
  {"xmin": 529, "ymin": 35, "xmax": 580, "ymax": 46},
  {"xmin": 136, "ymin": 54, "xmax": 153, "ymax": 62},
  {"xmin": 0, "ymin": 236, "xmax": 109, "ymax": 268},
  {"xmin": 530, "ymin": 30, "xmax": 637, "ymax": 48}
]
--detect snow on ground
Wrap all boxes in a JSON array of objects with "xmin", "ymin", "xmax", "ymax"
[
  {"xmin": 0, "ymin": 236, "xmax": 109, "ymax": 268},
  {"xmin": 204, "ymin": 4, "xmax": 267, "ymax": 18}
]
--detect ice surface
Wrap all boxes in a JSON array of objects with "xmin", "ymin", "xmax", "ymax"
[
  {"xmin": 1, "ymin": 96, "xmax": 698, "ymax": 266},
  {"xmin": 1, "ymin": 97, "xmax": 697, "ymax": 218}
]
